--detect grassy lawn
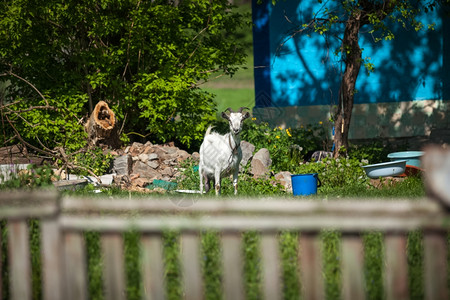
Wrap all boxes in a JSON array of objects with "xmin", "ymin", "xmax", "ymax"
[
  {"xmin": 203, "ymin": 54, "xmax": 255, "ymax": 114},
  {"xmin": 206, "ymin": 87, "xmax": 255, "ymax": 114},
  {"xmin": 201, "ymin": 1, "xmax": 255, "ymax": 114}
]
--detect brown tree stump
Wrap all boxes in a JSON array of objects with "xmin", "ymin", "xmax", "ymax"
[{"xmin": 85, "ymin": 101, "xmax": 120, "ymax": 149}]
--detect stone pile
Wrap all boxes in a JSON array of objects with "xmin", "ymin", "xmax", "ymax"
[
  {"xmin": 110, "ymin": 140, "xmax": 292, "ymax": 193},
  {"xmin": 111, "ymin": 141, "xmax": 199, "ymax": 190}
]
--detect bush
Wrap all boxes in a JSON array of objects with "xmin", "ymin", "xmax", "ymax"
[
  {"xmin": 67, "ymin": 147, "xmax": 114, "ymax": 176},
  {"xmin": 0, "ymin": 164, "xmax": 57, "ymax": 190},
  {"xmin": 1, "ymin": 0, "xmax": 249, "ymax": 150},
  {"xmin": 241, "ymin": 119, "xmax": 327, "ymax": 173},
  {"xmin": 293, "ymin": 157, "xmax": 370, "ymax": 193}
]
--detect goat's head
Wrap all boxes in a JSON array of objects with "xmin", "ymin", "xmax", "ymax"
[{"xmin": 221, "ymin": 107, "xmax": 250, "ymax": 135}]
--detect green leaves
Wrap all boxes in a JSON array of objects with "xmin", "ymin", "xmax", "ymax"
[{"xmin": 1, "ymin": 0, "xmax": 247, "ymax": 150}]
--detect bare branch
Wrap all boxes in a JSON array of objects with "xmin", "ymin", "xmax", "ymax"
[{"xmin": 2, "ymin": 71, "xmax": 50, "ymax": 106}]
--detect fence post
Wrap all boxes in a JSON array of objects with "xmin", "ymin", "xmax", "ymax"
[
  {"xmin": 181, "ymin": 232, "xmax": 204, "ymax": 300},
  {"xmin": 41, "ymin": 218, "xmax": 63, "ymax": 300},
  {"xmin": 141, "ymin": 233, "xmax": 166, "ymax": 300},
  {"xmin": 261, "ymin": 232, "xmax": 282, "ymax": 300},
  {"xmin": 424, "ymin": 230, "xmax": 448, "ymax": 300},
  {"xmin": 299, "ymin": 232, "xmax": 324, "ymax": 300},
  {"xmin": 101, "ymin": 232, "xmax": 126, "ymax": 300},
  {"xmin": 8, "ymin": 219, "xmax": 31, "ymax": 300},
  {"xmin": 63, "ymin": 231, "xmax": 88, "ymax": 300},
  {"xmin": 222, "ymin": 232, "xmax": 245, "ymax": 300},
  {"xmin": 384, "ymin": 233, "xmax": 409, "ymax": 300},
  {"xmin": 341, "ymin": 234, "xmax": 365, "ymax": 300}
]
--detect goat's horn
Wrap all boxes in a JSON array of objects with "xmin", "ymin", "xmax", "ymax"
[
  {"xmin": 224, "ymin": 107, "xmax": 234, "ymax": 113},
  {"xmin": 238, "ymin": 107, "xmax": 249, "ymax": 113}
]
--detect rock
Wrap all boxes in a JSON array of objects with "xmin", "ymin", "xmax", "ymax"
[
  {"xmin": 148, "ymin": 153, "xmax": 159, "ymax": 160},
  {"xmin": 251, "ymin": 148, "xmax": 272, "ymax": 178},
  {"xmin": 132, "ymin": 161, "xmax": 160, "ymax": 179},
  {"xmin": 113, "ymin": 174, "xmax": 131, "ymax": 188},
  {"xmin": 274, "ymin": 171, "xmax": 293, "ymax": 193},
  {"xmin": 240, "ymin": 141, "xmax": 255, "ymax": 171},
  {"xmin": 112, "ymin": 155, "xmax": 132, "ymax": 176},
  {"xmin": 163, "ymin": 158, "xmax": 177, "ymax": 166},
  {"xmin": 147, "ymin": 160, "xmax": 160, "ymax": 169},
  {"xmin": 163, "ymin": 146, "xmax": 178, "ymax": 155},
  {"xmin": 132, "ymin": 142, "xmax": 144, "ymax": 148},
  {"xmin": 160, "ymin": 167, "xmax": 174, "ymax": 177},
  {"xmin": 176, "ymin": 149, "xmax": 191, "ymax": 162},
  {"xmin": 191, "ymin": 152, "xmax": 200, "ymax": 162},
  {"xmin": 154, "ymin": 147, "xmax": 169, "ymax": 160},
  {"xmin": 132, "ymin": 177, "xmax": 153, "ymax": 188},
  {"xmin": 130, "ymin": 142, "xmax": 144, "ymax": 156},
  {"xmin": 138, "ymin": 153, "xmax": 149, "ymax": 162}
]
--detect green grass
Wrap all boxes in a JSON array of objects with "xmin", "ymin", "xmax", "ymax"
[
  {"xmin": 204, "ymin": 53, "xmax": 255, "ymax": 115},
  {"xmin": 206, "ymin": 87, "xmax": 255, "ymax": 115},
  {"xmin": 202, "ymin": 1, "xmax": 255, "ymax": 116}
]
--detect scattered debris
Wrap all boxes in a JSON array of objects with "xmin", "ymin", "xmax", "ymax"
[{"xmin": 53, "ymin": 179, "xmax": 88, "ymax": 190}]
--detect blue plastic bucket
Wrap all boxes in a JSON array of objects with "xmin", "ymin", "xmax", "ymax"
[{"xmin": 291, "ymin": 173, "xmax": 321, "ymax": 196}]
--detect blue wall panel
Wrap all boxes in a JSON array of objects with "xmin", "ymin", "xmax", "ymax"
[{"xmin": 252, "ymin": 0, "xmax": 448, "ymax": 107}]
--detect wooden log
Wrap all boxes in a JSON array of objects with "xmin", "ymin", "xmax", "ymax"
[
  {"xmin": 384, "ymin": 234, "xmax": 409, "ymax": 300},
  {"xmin": 222, "ymin": 233, "xmax": 245, "ymax": 300},
  {"xmin": 101, "ymin": 233, "xmax": 126, "ymax": 300},
  {"xmin": 141, "ymin": 233, "xmax": 166, "ymax": 300},
  {"xmin": 341, "ymin": 235, "xmax": 365, "ymax": 300},
  {"xmin": 299, "ymin": 233, "xmax": 324, "ymax": 300},
  {"xmin": 8, "ymin": 219, "xmax": 31, "ymax": 300},
  {"xmin": 85, "ymin": 101, "xmax": 120, "ymax": 149}
]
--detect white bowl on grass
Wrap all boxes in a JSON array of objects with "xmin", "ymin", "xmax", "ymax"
[{"xmin": 362, "ymin": 160, "xmax": 407, "ymax": 179}]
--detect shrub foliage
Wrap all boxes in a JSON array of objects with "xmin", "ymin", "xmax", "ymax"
[{"xmin": 0, "ymin": 0, "xmax": 248, "ymax": 150}]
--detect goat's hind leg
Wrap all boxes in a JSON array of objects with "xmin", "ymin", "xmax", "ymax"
[
  {"xmin": 214, "ymin": 170, "xmax": 221, "ymax": 196},
  {"xmin": 204, "ymin": 174, "xmax": 211, "ymax": 193},
  {"xmin": 232, "ymin": 170, "xmax": 239, "ymax": 195}
]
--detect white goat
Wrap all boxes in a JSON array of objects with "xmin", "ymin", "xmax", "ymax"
[{"xmin": 199, "ymin": 107, "xmax": 250, "ymax": 195}]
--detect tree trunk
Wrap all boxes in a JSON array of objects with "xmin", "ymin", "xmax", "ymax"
[
  {"xmin": 333, "ymin": 11, "xmax": 364, "ymax": 158},
  {"xmin": 85, "ymin": 101, "xmax": 121, "ymax": 149}
]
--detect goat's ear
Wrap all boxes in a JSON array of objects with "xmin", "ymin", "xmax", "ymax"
[
  {"xmin": 221, "ymin": 111, "xmax": 230, "ymax": 120},
  {"xmin": 243, "ymin": 112, "xmax": 250, "ymax": 120}
]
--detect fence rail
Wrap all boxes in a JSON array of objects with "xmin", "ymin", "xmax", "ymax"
[{"xmin": 0, "ymin": 190, "xmax": 449, "ymax": 300}]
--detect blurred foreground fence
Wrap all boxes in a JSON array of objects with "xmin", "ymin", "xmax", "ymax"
[{"xmin": 0, "ymin": 191, "xmax": 449, "ymax": 300}]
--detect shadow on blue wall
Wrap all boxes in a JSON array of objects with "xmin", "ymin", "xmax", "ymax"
[{"xmin": 252, "ymin": 0, "xmax": 450, "ymax": 111}]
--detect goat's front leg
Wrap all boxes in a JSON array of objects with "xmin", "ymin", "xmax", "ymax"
[
  {"xmin": 214, "ymin": 170, "xmax": 221, "ymax": 196},
  {"xmin": 232, "ymin": 170, "xmax": 239, "ymax": 195}
]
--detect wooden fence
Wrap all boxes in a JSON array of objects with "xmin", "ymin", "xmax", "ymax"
[{"xmin": 0, "ymin": 190, "xmax": 449, "ymax": 300}]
